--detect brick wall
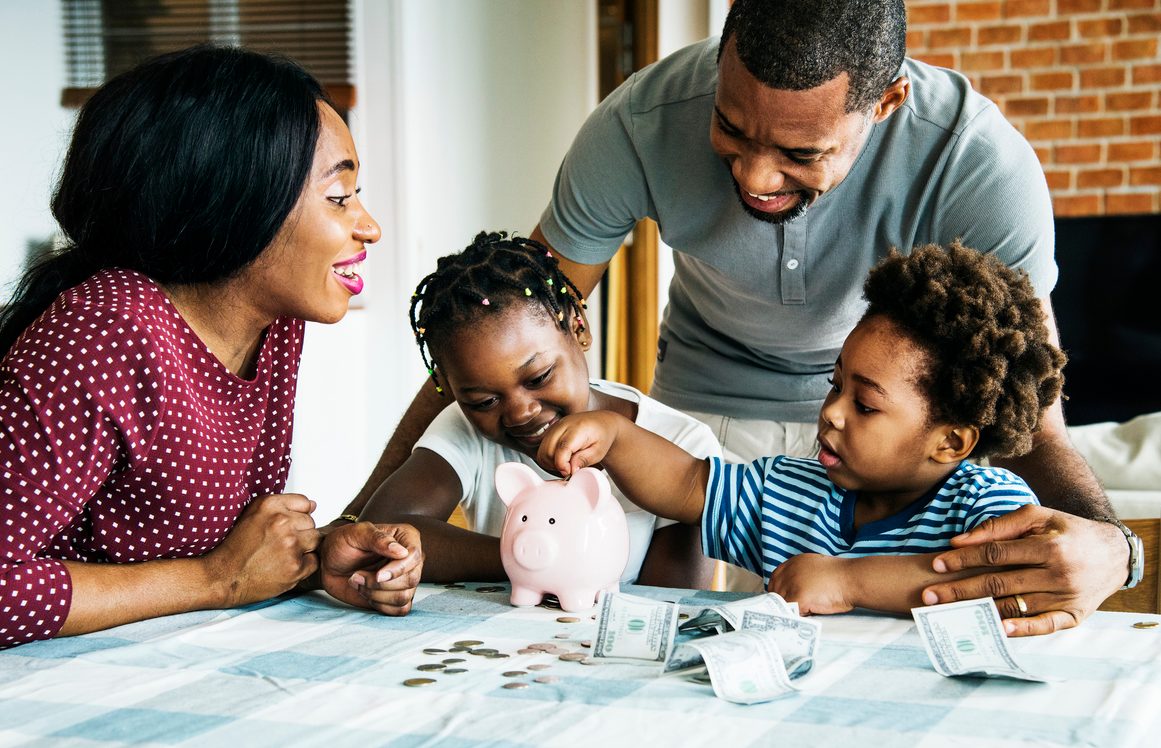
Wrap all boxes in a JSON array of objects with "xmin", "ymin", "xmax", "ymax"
[{"xmin": 906, "ymin": 0, "xmax": 1161, "ymax": 216}]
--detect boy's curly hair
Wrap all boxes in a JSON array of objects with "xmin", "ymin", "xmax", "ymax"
[{"xmin": 863, "ymin": 241, "xmax": 1066, "ymax": 458}]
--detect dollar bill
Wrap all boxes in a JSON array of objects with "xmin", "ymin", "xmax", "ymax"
[
  {"xmin": 688, "ymin": 630, "xmax": 798, "ymax": 704},
  {"xmin": 593, "ymin": 592, "xmax": 679, "ymax": 665},
  {"xmin": 678, "ymin": 593, "xmax": 797, "ymax": 635},
  {"xmin": 738, "ymin": 610, "xmax": 821, "ymax": 676},
  {"xmin": 911, "ymin": 598, "xmax": 1051, "ymax": 682}
]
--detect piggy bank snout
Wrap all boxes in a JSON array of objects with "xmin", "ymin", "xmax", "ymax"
[{"xmin": 510, "ymin": 529, "xmax": 559, "ymax": 572}]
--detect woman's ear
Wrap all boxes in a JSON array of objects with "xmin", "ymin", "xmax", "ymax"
[{"xmin": 931, "ymin": 425, "xmax": 979, "ymax": 464}]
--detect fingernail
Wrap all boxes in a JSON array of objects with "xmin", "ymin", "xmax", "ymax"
[
  {"xmin": 375, "ymin": 568, "xmax": 394, "ymax": 583},
  {"xmin": 1004, "ymin": 620, "xmax": 1016, "ymax": 635},
  {"xmin": 348, "ymin": 573, "xmax": 364, "ymax": 590},
  {"xmin": 922, "ymin": 590, "xmax": 937, "ymax": 605},
  {"xmin": 932, "ymin": 559, "xmax": 947, "ymax": 573}
]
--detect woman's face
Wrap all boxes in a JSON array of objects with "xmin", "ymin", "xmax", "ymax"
[
  {"xmin": 240, "ymin": 103, "xmax": 381, "ymax": 324},
  {"xmin": 435, "ymin": 304, "xmax": 594, "ymax": 460}
]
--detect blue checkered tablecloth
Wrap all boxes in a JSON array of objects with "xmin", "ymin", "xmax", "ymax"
[{"xmin": 1, "ymin": 583, "xmax": 1158, "ymax": 747}]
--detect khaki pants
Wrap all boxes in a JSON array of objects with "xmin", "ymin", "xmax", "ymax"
[{"xmin": 683, "ymin": 411, "xmax": 820, "ymax": 593}]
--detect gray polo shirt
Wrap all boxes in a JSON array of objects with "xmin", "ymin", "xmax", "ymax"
[{"xmin": 539, "ymin": 37, "xmax": 1057, "ymax": 422}]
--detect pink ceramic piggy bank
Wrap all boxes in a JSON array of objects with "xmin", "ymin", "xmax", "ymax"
[{"xmin": 496, "ymin": 463, "xmax": 629, "ymax": 612}]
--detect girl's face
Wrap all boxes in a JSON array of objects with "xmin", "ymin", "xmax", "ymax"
[
  {"xmin": 435, "ymin": 304, "xmax": 594, "ymax": 459},
  {"xmin": 816, "ymin": 314, "xmax": 962, "ymax": 506},
  {"xmin": 239, "ymin": 103, "xmax": 381, "ymax": 325}
]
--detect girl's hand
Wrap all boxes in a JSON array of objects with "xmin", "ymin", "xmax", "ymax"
[
  {"xmin": 537, "ymin": 412, "xmax": 623, "ymax": 477},
  {"xmin": 202, "ymin": 493, "xmax": 320, "ymax": 607},
  {"xmin": 768, "ymin": 553, "xmax": 855, "ymax": 615}
]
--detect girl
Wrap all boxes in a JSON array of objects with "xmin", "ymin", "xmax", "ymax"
[
  {"xmin": 334, "ymin": 231, "xmax": 720, "ymax": 592},
  {"xmin": 0, "ymin": 46, "xmax": 420, "ymax": 648}
]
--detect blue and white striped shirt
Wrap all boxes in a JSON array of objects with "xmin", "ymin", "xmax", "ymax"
[{"xmin": 702, "ymin": 457, "xmax": 1038, "ymax": 580}]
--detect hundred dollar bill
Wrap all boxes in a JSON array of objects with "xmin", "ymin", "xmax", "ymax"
[
  {"xmin": 593, "ymin": 592, "xmax": 679, "ymax": 665},
  {"xmin": 738, "ymin": 610, "xmax": 821, "ymax": 676},
  {"xmin": 688, "ymin": 630, "xmax": 798, "ymax": 704},
  {"xmin": 679, "ymin": 593, "xmax": 797, "ymax": 635},
  {"xmin": 911, "ymin": 598, "xmax": 1052, "ymax": 682}
]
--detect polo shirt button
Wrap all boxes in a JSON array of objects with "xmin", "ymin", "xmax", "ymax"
[{"xmin": 786, "ymin": 259, "xmax": 800, "ymax": 270}]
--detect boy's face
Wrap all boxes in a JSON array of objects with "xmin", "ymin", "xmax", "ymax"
[
  {"xmin": 435, "ymin": 304, "xmax": 594, "ymax": 460},
  {"xmin": 816, "ymin": 315, "xmax": 958, "ymax": 505}
]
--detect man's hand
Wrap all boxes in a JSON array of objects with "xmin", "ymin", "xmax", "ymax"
[
  {"xmin": 768, "ymin": 553, "xmax": 854, "ymax": 615},
  {"xmin": 201, "ymin": 493, "xmax": 320, "ymax": 607},
  {"xmin": 318, "ymin": 522, "xmax": 424, "ymax": 615},
  {"xmin": 922, "ymin": 505, "xmax": 1126, "ymax": 636}
]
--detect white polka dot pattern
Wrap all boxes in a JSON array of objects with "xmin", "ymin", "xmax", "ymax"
[{"xmin": 0, "ymin": 269, "xmax": 304, "ymax": 647}]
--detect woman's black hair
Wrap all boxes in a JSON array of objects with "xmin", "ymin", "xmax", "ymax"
[
  {"xmin": 0, "ymin": 44, "xmax": 333, "ymax": 357},
  {"xmin": 409, "ymin": 231, "xmax": 587, "ymax": 395}
]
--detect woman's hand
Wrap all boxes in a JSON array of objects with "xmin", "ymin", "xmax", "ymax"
[
  {"xmin": 319, "ymin": 522, "xmax": 424, "ymax": 615},
  {"xmin": 201, "ymin": 493, "xmax": 320, "ymax": 607},
  {"xmin": 767, "ymin": 553, "xmax": 855, "ymax": 615}
]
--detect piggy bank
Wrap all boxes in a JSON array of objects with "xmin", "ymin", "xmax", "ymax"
[{"xmin": 496, "ymin": 462, "xmax": 630, "ymax": 612}]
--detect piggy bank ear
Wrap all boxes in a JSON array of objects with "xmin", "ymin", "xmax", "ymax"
[
  {"xmin": 569, "ymin": 467, "xmax": 614, "ymax": 510},
  {"xmin": 495, "ymin": 462, "xmax": 544, "ymax": 507}
]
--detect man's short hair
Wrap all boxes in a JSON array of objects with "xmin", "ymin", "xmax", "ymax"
[{"xmin": 720, "ymin": 0, "xmax": 907, "ymax": 113}]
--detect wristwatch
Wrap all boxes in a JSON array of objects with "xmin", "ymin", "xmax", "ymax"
[{"xmin": 1100, "ymin": 517, "xmax": 1144, "ymax": 590}]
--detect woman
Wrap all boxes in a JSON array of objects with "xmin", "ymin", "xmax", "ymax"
[{"xmin": 0, "ymin": 46, "xmax": 421, "ymax": 648}]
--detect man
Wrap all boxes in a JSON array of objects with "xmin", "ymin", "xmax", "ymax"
[{"xmin": 326, "ymin": 0, "xmax": 1135, "ymax": 634}]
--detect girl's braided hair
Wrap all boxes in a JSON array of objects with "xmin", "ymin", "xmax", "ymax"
[
  {"xmin": 863, "ymin": 241, "xmax": 1066, "ymax": 458},
  {"xmin": 409, "ymin": 231, "xmax": 587, "ymax": 395}
]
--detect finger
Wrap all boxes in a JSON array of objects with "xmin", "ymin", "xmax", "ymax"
[
  {"xmin": 298, "ymin": 528, "xmax": 322, "ymax": 553},
  {"xmin": 366, "ymin": 587, "xmax": 417, "ymax": 616},
  {"xmin": 922, "ymin": 567, "xmax": 1051, "ymax": 605},
  {"xmin": 1003, "ymin": 609, "xmax": 1080, "ymax": 638},
  {"xmin": 267, "ymin": 492, "xmax": 317, "ymax": 515},
  {"xmin": 375, "ymin": 549, "xmax": 422, "ymax": 583},
  {"xmin": 298, "ymin": 551, "xmax": 319, "ymax": 579},
  {"xmin": 933, "ymin": 536, "xmax": 1055, "ymax": 573},
  {"xmin": 946, "ymin": 505, "xmax": 1049, "ymax": 548}
]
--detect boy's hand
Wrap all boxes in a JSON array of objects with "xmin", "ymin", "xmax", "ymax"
[
  {"xmin": 768, "ymin": 554, "xmax": 854, "ymax": 615},
  {"xmin": 537, "ymin": 412, "xmax": 623, "ymax": 477}
]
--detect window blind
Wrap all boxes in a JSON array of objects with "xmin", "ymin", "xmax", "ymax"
[{"xmin": 61, "ymin": 0, "xmax": 354, "ymax": 110}]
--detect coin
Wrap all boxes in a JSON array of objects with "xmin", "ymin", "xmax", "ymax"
[
  {"xmin": 517, "ymin": 648, "xmax": 538, "ymax": 655},
  {"xmin": 502, "ymin": 670, "xmax": 527, "ymax": 677},
  {"xmin": 556, "ymin": 616, "xmax": 580, "ymax": 623},
  {"xmin": 422, "ymin": 648, "xmax": 447, "ymax": 655},
  {"xmin": 678, "ymin": 613, "xmax": 690, "ymax": 620},
  {"xmin": 444, "ymin": 583, "xmax": 466, "ymax": 589},
  {"xmin": 579, "ymin": 657, "xmax": 601, "ymax": 665},
  {"xmin": 442, "ymin": 658, "xmax": 465, "ymax": 664},
  {"xmin": 443, "ymin": 668, "xmax": 468, "ymax": 675},
  {"xmin": 529, "ymin": 643, "xmax": 555, "ymax": 651},
  {"xmin": 403, "ymin": 678, "xmax": 436, "ymax": 687},
  {"xmin": 580, "ymin": 640, "xmax": 592, "ymax": 648},
  {"xmin": 559, "ymin": 652, "xmax": 586, "ymax": 662},
  {"xmin": 1133, "ymin": 621, "xmax": 1160, "ymax": 629},
  {"xmin": 554, "ymin": 633, "xmax": 571, "ymax": 639},
  {"xmin": 527, "ymin": 663, "xmax": 551, "ymax": 671},
  {"xmin": 476, "ymin": 586, "xmax": 506, "ymax": 593},
  {"xmin": 454, "ymin": 640, "xmax": 483, "ymax": 647},
  {"xmin": 534, "ymin": 675, "xmax": 560, "ymax": 684},
  {"xmin": 470, "ymin": 648, "xmax": 498, "ymax": 656},
  {"xmin": 502, "ymin": 682, "xmax": 529, "ymax": 690},
  {"xmin": 448, "ymin": 646, "xmax": 470, "ymax": 653},
  {"xmin": 486, "ymin": 653, "xmax": 510, "ymax": 659},
  {"xmin": 417, "ymin": 663, "xmax": 446, "ymax": 672}
]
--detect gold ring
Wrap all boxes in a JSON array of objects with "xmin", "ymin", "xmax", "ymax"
[{"xmin": 1014, "ymin": 593, "xmax": 1028, "ymax": 615}]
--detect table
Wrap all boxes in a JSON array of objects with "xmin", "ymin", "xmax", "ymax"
[{"xmin": 1, "ymin": 583, "xmax": 1159, "ymax": 747}]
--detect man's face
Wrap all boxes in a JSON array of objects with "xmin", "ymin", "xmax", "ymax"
[{"xmin": 710, "ymin": 38, "xmax": 878, "ymax": 224}]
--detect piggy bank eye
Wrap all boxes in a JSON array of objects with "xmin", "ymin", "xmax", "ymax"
[
  {"xmin": 521, "ymin": 515, "xmax": 528, "ymax": 522},
  {"xmin": 549, "ymin": 518, "xmax": 556, "ymax": 525}
]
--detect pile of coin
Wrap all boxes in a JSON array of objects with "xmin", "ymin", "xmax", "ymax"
[{"xmin": 402, "ymin": 614, "xmax": 604, "ymax": 688}]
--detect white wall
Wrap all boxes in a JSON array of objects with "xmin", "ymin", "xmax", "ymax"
[
  {"xmin": 0, "ymin": 1, "xmax": 74, "ymax": 291},
  {"xmin": 288, "ymin": 0, "xmax": 598, "ymax": 520}
]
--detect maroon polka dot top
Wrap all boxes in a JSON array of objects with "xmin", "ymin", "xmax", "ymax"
[{"xmin": 0, "ymin": 269, "xmax": 304, "ymax": 647}]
